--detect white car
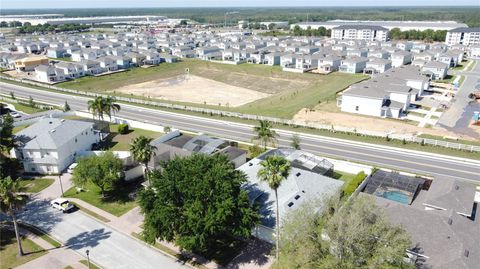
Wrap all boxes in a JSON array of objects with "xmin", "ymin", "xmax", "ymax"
[
  {"xmin": 9, "ymin": 111, "xmax": 21, "ymax": 118},
  {"xmin": 50, "ymin": 198, "xmax": 74, "ymax": 213},
  {"xmin": 67, "ymin": 163, "xmax": 78, "ymax": 174}
]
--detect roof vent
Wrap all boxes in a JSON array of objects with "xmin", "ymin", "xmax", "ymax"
[
  {"xmin": 448, "ymin": 218, "xmax": 453, "ymax": 225},
  {"xmin": 294, "ymin": 195, "xmax": 300, "ymax": 200},
  {"xmin": 61, "ymin": 119, "xmax": 65, "ymax": 122},
  {"xmin": 248, "ymin": 162, "xmax": 253, "ymax": 166},
  {"xmin": 49, "ymin": 121, "xmax": 53, "ymax": 124},
  {"xmin": 287, "ymin": 202, "xmax": 294, "ymax": 207},
  {"xmin": 296, "ymin": 172, "xmax": 301, "ymax": 177},
  {"xmin": 464, "ymin": 249, "xmax": 469, "ymax": 257},
  {"xmin": 455, "ymin": 185, "xmax": 459, "ymax": 190},
  {"xmin": 50, "ymin": 129, "xmax": 56, "ymax": 133}
]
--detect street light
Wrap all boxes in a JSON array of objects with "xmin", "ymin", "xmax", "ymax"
[{"xmin": 86, "ymin": 249, "xmax": 91, "ymax": 269}]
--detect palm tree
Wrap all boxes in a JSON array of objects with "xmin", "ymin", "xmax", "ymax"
[
  {"xmin": 0, "ymin": 177, "xmax": 26, "ymax": 257},
  {"xmin": 87, "ymin": 96, "xmax": 105, "ymax": 121},
  {"xmin": 253, "ymin": 120, "xmax": 278, "ymax": 150},
  {"xmin": 104, "ymin": 96, "xmax": 121, "ymax": 122},
  {"xmin": 257, "ymin": 155, "xmax": 291, "ymax": 260},
  {"xmin": 130, "ymin": 136, "xmax": 157, "ymax": 187}
]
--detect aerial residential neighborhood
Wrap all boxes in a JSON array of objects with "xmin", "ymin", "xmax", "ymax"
[{"xmin": 0, "ymin": 1, "xmax": 479, "ymax": 269}]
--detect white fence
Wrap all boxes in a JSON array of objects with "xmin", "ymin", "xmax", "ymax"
[{"xmin": 2, "ymin": 75, "xmax": 480, "ymax": 153}]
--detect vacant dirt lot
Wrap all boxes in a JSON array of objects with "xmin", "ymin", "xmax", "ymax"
[
  {"xmin": 114, "ymin": 75, "xmax": 270, "ymax": 107},
  {"xmin": 294, "ymin": 108, "xmax": 469, "ymax": 139}
]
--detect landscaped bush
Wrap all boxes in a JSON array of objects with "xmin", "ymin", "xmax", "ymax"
[
  {"xmin": 343, "ymin": 171, "xmax": 367, "ymax": 196},
  {"xmin": 117, "ymin": 123, "xmax": 129, "ymax": 134}
]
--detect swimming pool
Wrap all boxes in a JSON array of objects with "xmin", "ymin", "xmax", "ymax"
[{"xmin": 381, "ymin": 191, "xmax": 410, "ymax": 204}]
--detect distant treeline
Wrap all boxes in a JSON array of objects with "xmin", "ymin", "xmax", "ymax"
[
  {"xmin": 3, "ymin": 7, "xmax": 480, "ymax": 27},
  {"xmin": 389, "ymin": 28, "xmax": 447, "ymax": 42},
  {"xmin": 291, "ymin": 26, "xmax": 331, "ymax": 37},
  {"xmin": 0, "ymin": 21, "xmax": 90, "ymax": 33}
]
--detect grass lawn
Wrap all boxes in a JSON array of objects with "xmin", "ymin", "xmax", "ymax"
[
  {"xmin": 331, "ymin": 171, "xmax": 358, "ymax": 185},
  {"xmin": 18, "ymin": 178, "xmax": 55, "ymax": 193},
  {"xmin": 80, "ymin": 260, "xmax": 102, "ymax": 269},
  {"xmin": 49, "ymin": 57, "xmax": 72, "ymax": 62},
  {"xmin": 13, "ymin": 124, "xmax": 30, "ymax": 134},
  {"xmin": 107, "ymin": 124, "xmax": 163, "ymax": 151},
  {"xmin": 0, "ymin": 100, "xmax": 47, "ymax": 114},
  {"xmin": 63, "ymin": 180, "xmax": 139, "ymax": 217},
  {"xmin": 0, "ymin": 226, "xmax": 46, "ymax": 269},
  {"xmin": 56, "ymin": 59, "xmax": 367, "ymax": 119}
]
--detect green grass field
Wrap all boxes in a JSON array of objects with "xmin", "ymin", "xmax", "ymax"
[
  {"xmin": 18, "ymin": 178, "xmax": 55, "ymax": 193},
  {"xmin": 107, "ymin": 124, "xmax": 163, "ymax": 151},
  {"xmin": 64, "ymin": 180, "xmax": 139, "ymax": 217},
  {"xmin": 0, "ymin": 227, "xmax": 46, "ymax": 269},
  {"xmin": 0, "ymin": 100, "xmax": 47, "ymax": 114},
  {"xmin": 57, "ymin": 60, "xmax": 367, "ymax": 119}
]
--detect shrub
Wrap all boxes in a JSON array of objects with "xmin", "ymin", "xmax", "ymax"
[
  {"xmin": 117, "ymin": 123, "xmax": 129, "ymax": 134},
  {"xmin": 343, "ymin": 171, "xmax": 367, "ymax": 196}
]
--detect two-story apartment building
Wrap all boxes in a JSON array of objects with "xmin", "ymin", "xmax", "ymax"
[{"xmin": 10, "ymin": 118, "xmax": 99, "ymax": 174}]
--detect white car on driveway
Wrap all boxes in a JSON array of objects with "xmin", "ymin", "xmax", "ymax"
[
  {"xmin": 50, "ymin": 198, "xmax": 74, "ymax": 213},
  {"xmin": 9, "ymin": 111, "xmax": 21, "ymax": 118}
]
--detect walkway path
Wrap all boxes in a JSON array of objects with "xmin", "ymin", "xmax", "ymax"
[{"xmin": 418, "ymin": 106, "xmax": 438, "ymax": 128}]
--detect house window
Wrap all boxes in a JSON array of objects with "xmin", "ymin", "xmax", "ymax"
[{"xmin": 355, "ymin": 106, "xmax": 359, "ymax": 111}]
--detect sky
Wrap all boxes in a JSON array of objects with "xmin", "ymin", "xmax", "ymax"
[{"xmin": 2, "ymin": 0, "xmax": 479, "ymax": 9}]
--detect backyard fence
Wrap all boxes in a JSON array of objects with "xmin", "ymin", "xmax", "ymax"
[{"xmin": 2, "ymin": 76, "xmax": 480, "ymax": 153}]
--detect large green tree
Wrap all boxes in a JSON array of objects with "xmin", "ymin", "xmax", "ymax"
[
  {"xmin": 0, "ymin": 176, "xmax": 26, "ymax": 257},
  {"xmin": 72, "ymin": 151, "xmax": 123, "ymax": 197},
  {"xmin": 138, "ymin": 154, "xmax": 259, "ymax": 255},
  {"xmin": 0, "ymin": 114, "xmax": 14, "ymax": 153},
  {"xmin": 274, "ymin": 195, "xmax": 413, "ymax": 269},
  {"xmin": 253, "ymin": 120, "xmax": 278, "ymax": 150},
  {"xmin": 130, "ymin": 136, "xmax": 156, "ymax": 187},
  {"xmin": 87, "ymin": 96, "xmax": 106, "ymax": 121},
  {"xmin": 257, "ymin": 155, "xmax": 291, "ymax": 260},
  {"xmin": 104, "ymin": 96, "xmax": 121, "ymax": 121}
]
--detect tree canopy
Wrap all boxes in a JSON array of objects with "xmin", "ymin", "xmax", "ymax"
[
  {"xmin": 72, "ymin": 151, "xmax": 123, "ymax": 197},
  {"xmin": 274, "ymin": 195, "xmax": 413, "ymax": 269},
  {"xmin": 138, "ymin": 154, "xmax": 259, "ymax": 254}
]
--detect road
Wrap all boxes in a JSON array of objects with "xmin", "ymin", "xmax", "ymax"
[
  {"xmin": 18, "ymin": 200, "xmax": 188, "ymax": 269},
  {"xmin": 1, "ymin": 81, "xmax": 479, "ymax": 182},
  {"xmin": 438, "ymin": 60, "xmax": 480, "ymax": 139}
]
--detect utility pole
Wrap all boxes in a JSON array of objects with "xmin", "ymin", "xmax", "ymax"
[{"xmin": 58, "ymin": 174, "xmax": 64, "ymax": 197}]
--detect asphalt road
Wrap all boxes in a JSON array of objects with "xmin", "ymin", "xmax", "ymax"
[
  {"xmin": 18, "ymin": 200, "xmax": 188, "ymax": 269},
  {"xmin": 1, "ymin": 82, "xmax": 479, "ymax": 182}
]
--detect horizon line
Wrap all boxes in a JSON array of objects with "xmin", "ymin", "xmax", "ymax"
[{"xmin": 3, "ymin": 5, "xmax": 480, "ymax": 10}]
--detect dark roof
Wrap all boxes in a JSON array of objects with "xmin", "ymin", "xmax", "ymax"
[
  {"xmin": 333, "ymin": 25, "xmax": 388, "ymax": 31},
  {"xmin": 449, "ymin": 27, "xmax": 480, "ymax": 33}
]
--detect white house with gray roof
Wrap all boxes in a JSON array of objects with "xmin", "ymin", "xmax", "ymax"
[
  {"xmin": 238, "ymin": 148, "xmax": 343, "ymax": 243},
  {"xmin": 10, "ymin": 118, "xmax": 99, "ymax": 174}
]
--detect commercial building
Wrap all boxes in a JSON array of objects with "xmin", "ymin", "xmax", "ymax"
[
  {"xmin": 291, "ymin": 20, "xmax": 468, "ymax": 31},
  {"xmin": 445, "ymin": 27, "xmax": 480, "ymax": 46}
]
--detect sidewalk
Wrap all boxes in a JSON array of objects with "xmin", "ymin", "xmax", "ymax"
[{"xmin": 17, "ymin": 228, "xmax": 86, "ymax": 269}]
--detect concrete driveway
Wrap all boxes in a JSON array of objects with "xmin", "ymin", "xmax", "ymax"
[{"xmin": 18, "ymin": 200, "xmax": 189, "ymax": 269}]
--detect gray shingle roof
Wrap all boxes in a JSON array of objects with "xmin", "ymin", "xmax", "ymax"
[{"xmin": 15, "ymin": 118, "xmax": 94, "ymax": 150}]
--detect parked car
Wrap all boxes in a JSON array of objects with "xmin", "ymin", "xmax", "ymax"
[
  {"xmin": 50, "ymin": 198, "xmax": 74, "ymax": 213},
  {"xmin": 9, "ymin": 111, "xmax": 21, "ymax": 118},
  {"xmin": 67, "ymin": 163, "xmax": 78, "ymax": 174}
]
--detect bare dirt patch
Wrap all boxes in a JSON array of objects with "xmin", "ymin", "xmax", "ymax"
[
  {"xmin": 114, "ymin": 75, "xmax": 270, "ymax": 107},
  {"xmin": 194, "ymin": 68, "xmax": 310, "ymax": 94},
  {"xmin": 294, "ymin": 108, "xmax": 469, "ymax": 139}
]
